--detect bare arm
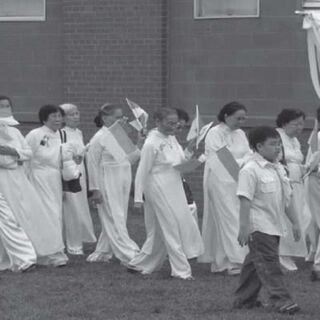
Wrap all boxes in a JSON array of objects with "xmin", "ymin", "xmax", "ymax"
[
  {"xmin": 238, "ymin": 196, "xmax": 251, "ymax": 247},
  {"xmin": 284, "ymin": 202, "xmax": 301, "ymax": 242}
]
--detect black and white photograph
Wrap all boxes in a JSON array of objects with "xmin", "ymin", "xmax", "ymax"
[{"xmin": 0, "ymin": 0, "xmax": 320, "ymax": 319}]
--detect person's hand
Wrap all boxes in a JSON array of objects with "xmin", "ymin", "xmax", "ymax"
[
  {"xmin": 237, "ymin": 224, "xmax": 250, "ymax": 247},
  {"xmin": 186, "ymin": 138, "xmax": 197, "ymax": 153},
  {"xmin": 90, "ymin": 190, "xmax": 103, "ymax": 207},
  {"xmin": 292, "ymin": 224, "xmax": 301, "ymax": 242},
  {"xmin": 134, "ymin": 202, "xmax": 144, "ymax": 214},
  {"xmin": 0, "ymin": 145, "xmax": 19, "ymax": 157},
  {"xmin": 118, "ymin": 117, "xmax": 129, "ymax": 127},
  {"xmin": 137, "ymin": 131, "xmax": 146, "ymax": 149},
  {"xmin": 73, "ymin": 155, "xmax": 83, "ymax": 165}
]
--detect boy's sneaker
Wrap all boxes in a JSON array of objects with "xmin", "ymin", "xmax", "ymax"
[{"xmin": 278, "ymin": 302, "xmax": 300, "ymax": 314}]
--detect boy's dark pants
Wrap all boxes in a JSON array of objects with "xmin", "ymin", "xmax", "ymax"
[{"xmin": 234, "ymin": 231, "xmax": 293, "ymax": 306}]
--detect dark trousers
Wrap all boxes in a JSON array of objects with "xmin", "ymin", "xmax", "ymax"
[{"xmin": 234, "ymin": 231, "xmax": 293, "ymax": 306}]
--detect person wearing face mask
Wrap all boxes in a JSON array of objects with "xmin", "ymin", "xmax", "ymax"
[
  {"xmin": 276, "ymin": 109, "xmax": 311, "ymax": 271},
  {"xmin": 0, "ymin": 97, "xmax": 69, "ymax": 268},
  {"xmin": 198, "ymin": 101, "xmax": 251, "ymax": 275},
  {"xmin": 25, "ymin": 105, "xmax": 68, "ymax": 267},
  {"xmin": 127, "ymin": 108, "xmax": 203, "ymax": 280},
  {"xmin": 86, "ymin": 103, "xmax": 140, "ymax": 264},
  {"xmin": 59, "ymin": 103, "xmax": 96, "ymax": 255},
  {"xmin": 0, "ymin": 96, "xmax": 37, "ymax": 272}
]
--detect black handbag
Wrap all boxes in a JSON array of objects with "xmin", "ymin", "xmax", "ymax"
[{"xmin": 59, "ymin": 129, "xmax": 82, "ymax": 193}]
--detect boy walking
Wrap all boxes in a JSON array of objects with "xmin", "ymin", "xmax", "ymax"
[{"xmin": 234, "ymin": 126, "xmax": 301, "ymax": 314}]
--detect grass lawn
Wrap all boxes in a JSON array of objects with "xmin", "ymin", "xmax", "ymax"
[{"xmin": 1, "ymin": 208, "xmax": 319, "ymax": 320}]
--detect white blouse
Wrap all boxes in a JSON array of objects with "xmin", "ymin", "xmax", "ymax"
[{"xmin": 134, "ymin": 129, "xmax": 189, "ymax": 203}]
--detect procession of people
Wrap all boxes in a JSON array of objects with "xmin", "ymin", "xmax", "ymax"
[{"xmin": 1, "ymin": 94, "xmax": 320, "ymax": 314}]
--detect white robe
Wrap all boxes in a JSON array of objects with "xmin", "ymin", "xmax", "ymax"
[
  {"xmin": 306, "ymin": 132, "xmax": 320, "ymax": 266},
  {"xmin": 86, "ymin": 126, "xmax": 139, "ymax": 264},
  {"xmin": 0, "ymin": 192, "xmax": 36, "ymax": 272},
  {"xmin": 61, "ymin": 127, "xmax": 96, "ymax": 253},
  {"xmin": 25, "ymin": 126, "xmax": 68, "ymax": 265},
  {"xmin": 0, "ymin": 126, "xmax": 65, "ymax": 258},
  {"xmin": 277, "ymin": 128, "xmax": 309, "ymax": 257},
  {"xmin": 198, "ymin": 123, "xmax": 249, "ymax": 272},
  {"xmin": 129, "ymin": 129, "xmax": 204, "ymax": 279}
]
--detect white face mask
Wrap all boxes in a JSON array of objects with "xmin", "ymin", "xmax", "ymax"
[
  {"xmin": 0, "ymin": 116, "xmax": 19, "ymax": 126},
  {"xmin": 0, "ymin": 104, "xmax": 19, "ymax": 126}
]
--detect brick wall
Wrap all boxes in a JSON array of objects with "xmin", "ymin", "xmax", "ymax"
[
  {"xmin": 62, "ymin": 0, "xmax": 168, "ymax": 142},
  {"xmin": 168, "ymin": 0, "xmax": 318, "ymax": 123},
  {"xmin": 0, "ymin": 0, "xmax": 63, "ymax": 124},
  {"xmin": 168, "ymin": 0, "xmax": 317, "ymax": 213}
]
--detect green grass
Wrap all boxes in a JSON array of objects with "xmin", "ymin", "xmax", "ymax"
[{"xmin": 0, "ymin": 209, "xmax": 319, "ymax": 320}]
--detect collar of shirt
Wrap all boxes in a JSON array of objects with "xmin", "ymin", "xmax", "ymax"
[{"xmin": 253, "ymin": 152, "xmax": 292, "ymax": 207}]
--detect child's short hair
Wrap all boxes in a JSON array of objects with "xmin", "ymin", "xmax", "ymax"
[{"xmin": 248, "ymin": 126, "xmax": 280, "ymax": 151}]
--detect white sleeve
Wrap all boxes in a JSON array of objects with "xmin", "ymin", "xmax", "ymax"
[
  {"xmin": 134, "ymin": 142, "xmax": 157, "ymax": 203},
  {"xmin": 86, "ymin": 137, "xmax": 103, "ymax": 191},
  {"xmin": 236, "ymin": 131, "xmax": 253, "ymax": 167},
  {"xmin": 237, "ymin": 167, "xmax": 257, "ymax": 201},
  {"xmin": 15, "ymin": 129, "xmax": 32, "ymax": 161},
  {"xmin": 205, "ymin": 128, "xmax": 225, "ymax": 154},
  {"xmin": 25, "ymin": 129, "xmax": 41, "ymax": 155}
]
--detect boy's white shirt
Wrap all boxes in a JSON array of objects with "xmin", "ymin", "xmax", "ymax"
[{"xmin": 237, "ymin": 153, "xmax": 292, "ymax": 237}]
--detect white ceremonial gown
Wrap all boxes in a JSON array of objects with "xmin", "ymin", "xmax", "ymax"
[
  {"xmin": 86, "ymin": 126, "xmax": 139, "ymax": 264},
  {"xmin": 25, "ymin": 126, "xmax": 68, "ymax": 266},
  {"xmin": 0, "ymin": 192, "xmax": 36, "ymax": 272},
  {"xmin": 61, "ymin": 127, "xmax": 96, "ymax": 254},
  {"xmin": 129, "ymin": 129, "xmax": 204, "ymax": 279},
  {"xmin": 306, "ymin": 132, "xmax": 320, "ymax": 268},
  {"xmin": 277, "ymin": 128, "xmax": 309, "ymax": 258},
  {"xmin": 0, "ymin": 126, "xmax": 65, "ymax": 260},
  {"xmin": 198, "ymin": 123, "xmax": 250, "ymax": 273}
]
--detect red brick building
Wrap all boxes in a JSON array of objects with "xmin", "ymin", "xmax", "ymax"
[{"xmin": 0, "ymin": 0, "xmax": 318, "ymax": 209}]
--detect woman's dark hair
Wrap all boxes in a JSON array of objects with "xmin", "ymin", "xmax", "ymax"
[
  {"xmin": 94, "ymin": 115, "xmax": 103, "ymax": 128},
  {"xmin": 94, "ymin": 103, "xmax": 122, "ymax": 127},
  {"xmin": 175, "ymin": 108, "xmax": 189, "ymax": 123},
  {"xmin": 276, "ymin": 108, "xmax": 306, "ymax": 128},
  {"xmin": 153, "ymin": 108, "xmax": 177, "ymax": 122},
  {"xmin": 217, "ymin": 101, "xmax": 247, "ymax": 123},
  {"xmin": 0, "ymin": 95, "xmax": 12, "ymax": 107},
  {"xmin": 38, "ymin": 104, "xmax": 64, "ymax": 124},
  {"xmin": 248, "ymin": 126, "xmax": 280, "ymax": 151}
]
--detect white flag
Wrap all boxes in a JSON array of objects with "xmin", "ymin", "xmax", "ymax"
[
  {"xmin": 126, "ymin": 98, "xmax": 149, "ymax": 132},
  {"xmin": 187, "ymin": 105, "xmax": 200, "ymax": 141},
  {"xmin": 187, "ymin": 105, "xmax": 213, "ymax": 148}
]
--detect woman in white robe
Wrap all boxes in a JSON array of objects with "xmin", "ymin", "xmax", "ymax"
[
  {"xmin": 128, "ymin": 108, "xmax": 203, "ymax": 280},
  {"xmin": 198, "ymin": 102, "xmax": 250, "ymax": 275},
  {"xmin": 306, "ymin": 127, "xmax": 320, "ymax": 276},
  {"xmin": 0, "ymin": 96, "xmax": 37, "ymax": 271},
  {"xmin": 276, "ymin": 109, "xmax": 310, "ymax": 271},
  {"xmin": 25, "ymin": 104, "xmax": 68, "ymax": 267},
  {"xmin": 60, "ymin": 103, "xmax": 96, "ymax": 255},
  {"xmin": 86, "ymin": 103, "xmax": 140, "ymax": 264}
]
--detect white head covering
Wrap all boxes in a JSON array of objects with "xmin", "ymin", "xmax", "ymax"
[{"xmin": 60, "ymin": 103, "xmax": 78, "ymax": 114}]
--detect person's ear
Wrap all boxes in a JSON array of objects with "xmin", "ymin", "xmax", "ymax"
[{"xmin": 256, "ymin": 142, "xmax": 262, "ymax": 152}]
